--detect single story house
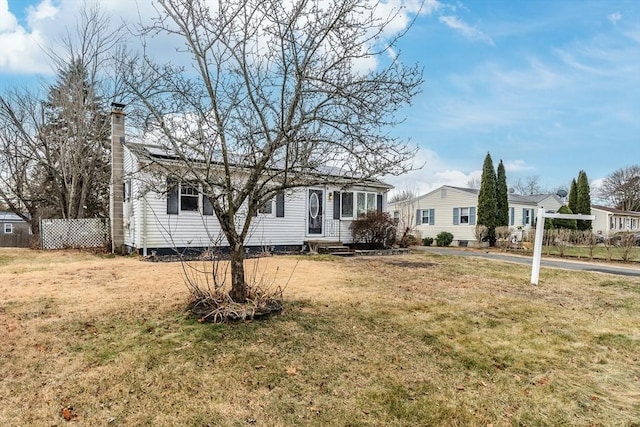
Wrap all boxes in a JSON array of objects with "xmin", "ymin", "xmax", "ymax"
[
  {"xmin": 591, "ymin": 205, "xmax": 640, "ymax": 238},
  {"xmin": 109, "ymin": 107, "xmax": 392, "ymax": 255},
  {"xmin": 388, "ymin": 185, "xmax": 564, "ymax": 245}
]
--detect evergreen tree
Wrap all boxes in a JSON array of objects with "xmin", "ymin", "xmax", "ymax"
[
  {"xmin": 477, "ymin": 153, "xmax": 498, "ymax": 245},
  {"xmin": 576, "ymin": 170, "xmax": 592, "ymax": 230},
  {"xmin": 553, "ymin": 205, "xmax": 577, "ymax": 230},
  {"xmin": 568, "ymin": 178, "xmax": 578, "ymax": 214},
  {"xmin": 496, "ymin": 160, "xmax": 509, "ymax": 227},
  {"xmin": 39, "ymin": 58, "xmax": 111, "ymax": 219}
]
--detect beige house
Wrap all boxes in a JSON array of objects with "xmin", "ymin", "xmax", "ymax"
[
  {"xmin": 591, "ymin": 205, "xmax": 640, "ymax": 238},
  {"xmin": 388, "ymin": 185, "xmax": 563, "ymax": 246}
]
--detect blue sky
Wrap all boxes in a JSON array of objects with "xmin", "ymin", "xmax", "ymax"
[{"xmin": 1, "ymin": 0, "xmax": 639, "ymax": 198}]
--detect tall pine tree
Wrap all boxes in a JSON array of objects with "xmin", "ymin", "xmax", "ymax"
[
  {"xmin": 568, "ymin": 178, "xmax": 578, "ymax": 214},
  {"xmin": 477, "ymin": 153, "xmax": 498, "ymax": 245},
  {"xmin": 576, "ymin": 170, "xmax": 592, "ymax": 230},
  {"xmin": 39, "ymin": 58, "xmax": 111, "ymax": 219},
  {"xmin": 496, "ymin": 160, "xmax": 509, "ymax": 227}
]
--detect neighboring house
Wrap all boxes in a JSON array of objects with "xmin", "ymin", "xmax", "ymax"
[
  {"xmin": 0, "ymin": 211, "xmax": 32, "ymax": 247},
  {"xmin": 388, "ymin": 185, "xmax": 563, "ymax": 245},
  {"xmin": 591, "ymin": 205, "xmax": 640, "ymax": 238},
  {"xmin": 109, "ymin": 108, "xmax": 392, "ymax": 255}
]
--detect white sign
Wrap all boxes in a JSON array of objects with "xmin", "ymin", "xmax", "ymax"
[{"xmin": 531, "ymin": 207, "xmax": 595, "ymax": 285}]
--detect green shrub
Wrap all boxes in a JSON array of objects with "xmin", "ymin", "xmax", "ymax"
[
  {"xmin": 436, "ymin": 231, "xmax": 453, "ymax": 247},
  {"xmin": 553, "ymin": 205, "xmax": 577, "ymax": 230},
  {"xmin": 423, "ymin": 237, "xmax": 434, "ymax": 246}
]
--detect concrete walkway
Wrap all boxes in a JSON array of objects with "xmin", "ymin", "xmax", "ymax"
[{"xmin": 412, "ymin": 246, "xmax": 640, "ymax": 278}]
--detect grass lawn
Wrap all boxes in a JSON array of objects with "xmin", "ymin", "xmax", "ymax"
[{"xmin": 1, "ymin": 248, "xmax": 639, "ymax": 426}]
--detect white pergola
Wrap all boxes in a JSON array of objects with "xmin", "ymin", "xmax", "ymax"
[{"xmin": 531, "ymin": 207, "xmax": 595, "ymax": 285}]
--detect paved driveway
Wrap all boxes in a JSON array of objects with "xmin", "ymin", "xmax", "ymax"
[{"xmin": 412, "ymin": 246, "xmax": 640, "ymax": 278}]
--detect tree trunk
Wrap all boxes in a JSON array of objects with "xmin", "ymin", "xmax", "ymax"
[{"xmin": 229, "ymin": 241, "xmax": 247, "ymax": 303}]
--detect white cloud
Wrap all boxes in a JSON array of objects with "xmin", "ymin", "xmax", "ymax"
[
  {"xmin": 504, "ymin": 160, "xmax": 535, "ymax": 172},
  {"xmin": 439, "ymin": 15, "xmax": 493, "ymax": 45},
  {"xmin": 26, "ymin": 0, "xmax": 58, "ymax": 25},
  {"xmin": 608, "ymin": 12, "xmax": 622, "ymax": 25},
  {"xmin": 0, "ymin": 0, "xmax": 17, "ymax": 31},
  {"xmin": 384, "ymin": 148, "xmax": 481, "ymax": 197}
]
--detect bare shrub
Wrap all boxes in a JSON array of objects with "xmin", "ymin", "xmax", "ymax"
[
  {"xmin": 495, "ymin": 226, "xmax": 511, "ymax": 251},
  {"xmin": 555, "ymin": 229, "xmax": 573, "ymax": 257},
  {"xmin": 180, "ymin": 243, "xmax": 293, "ymax": 323},
  {"xmin": 615, "ymin": 233, "xmax": 638, "ymax": 262},
  {"xmin": 474, "ymin": 225, "xmax": 488, "ymax": 246},
  {"xmin": 350, "ymin": 212, "xmax": 396, "ymax": 249}
]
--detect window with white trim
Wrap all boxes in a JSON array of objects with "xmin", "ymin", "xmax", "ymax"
[
  {"xmin": 522, "ymin": 208, "xmax": 535, "ymax": 226},
  {"xmin": 460, "ymin": 207, "xmax": 470, "ymax": 224},
  {"xmin": 340, "ymin": 191, "xmax": 377, "ymax": 218},
  {"xmin": 180, "ymin": 183, "xmax": 199, "ymax": 211},
  {"xmin": 453, "ymin": 207, "xmax": 476, "ymax": 225},
  {"xmin": 416, "ymin": 209, "xmax": 435, "ymax": 225},
  {"xmin": 421, "ymin": 210, "xmax": 431, "ymax": 225},
  {"xmin": 356, "ymin": 192, "xmax": 376, "ymax": 218},
  {"xmin": 393, "ymin": 211, "xmax": 400, "ymax": 224},
  {"xmin": 4, "ymin": 223, "xmax": 12, "ymax": 234},
  {"xmin": 258, "ymin": 199, "xmax": 273, "ymax": 215}
]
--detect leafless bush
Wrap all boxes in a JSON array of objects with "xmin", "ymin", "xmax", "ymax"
[
  {"xmin": 576, "ymin": 231, "xmax": 598, "ymax": 259},
  {"xmin": 615, "ymin": 233, "xmax": 638, "ymax": 262},
  {"xmin": 179, "ymin": 239, "xmax": 295, "ymax": 323},
  {"xmin": 554, "ymin": 229, "xmax": 573, "ymax": 257},
  {"xmin": 474, "ymin": 225, "xmax": 488, "ymax": 246},
  {"xmin": 495, "ymin": 226, "xmax": 511, "ymax": 251}
]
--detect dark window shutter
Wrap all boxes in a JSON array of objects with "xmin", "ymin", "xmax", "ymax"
[
  {"xmin": 522, "ymin": 208, "xmax": 527, "ymax": 225},
  {"xmin": 276, "ymin": 192, "xmax": 285, "ymax": 217},
  {"xmin": 453, "ymin": 208, "xmax": 459, "ymax": 225},
  {"xmin": 429, "ymin": 209, "xmax": 435, "ymax": 225},
  {"xmin": 416, "ymin": 209, "xmax": 422, "ymax": 225},
  {"xmin": 167, "ymin": 179, "xmax": 178, "ymax": 215},
  {"xmin": 376, "ymin": 194, "xmax": 382, "ymax": 213},
  {"xmin": 470, "ymin": 207, "xmax": 476, "ymax": 225},
  {"xmin": 510, "ymin": 207, "xmax": 514, "ymax": 226},
  {"xmin": 203, "ymin": 195, "xmax": 213, "ymax": 216},
  {"xmin": 333, "ymin": 191, "xmax": 340, "ymax": 220}
]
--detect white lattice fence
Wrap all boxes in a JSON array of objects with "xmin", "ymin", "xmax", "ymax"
[{"xmin": 41, "ymin": 218, "xmax": 109, "ymax": 250}]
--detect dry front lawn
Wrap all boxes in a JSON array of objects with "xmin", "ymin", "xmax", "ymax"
[{"xmin": 1, "ymin": 248, "xmax": 639, "ymax": 426}]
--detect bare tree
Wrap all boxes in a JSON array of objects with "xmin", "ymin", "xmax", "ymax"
[
  {"xmin": 597, "ymin": 165, "xmax": 640, "ymax": 211},
  {"xmin": 512, "ymin": 175, "xmax": 546, "ymax": 195},
  {"xmin": 122, "ymin": 0, "xmax": 423, "ymax": 302},
  {"xmin": 0, "ymin": 5, "xmax": 124, "ymax": 234},
  {"xmin": 467, "ymin": 176, "xmax": 481, "ymax": 190},
  {"xmin": 388, "ymin": 187, "xmax": 420, "ymax": 246}
]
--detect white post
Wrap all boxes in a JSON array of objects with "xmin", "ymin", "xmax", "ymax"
[
  {"xmin": 530, "ymin": 209, "xmax": 595, "ymax": 285},
  {"xmin": 530, "ymin": 207, "xmax": 546, "ymax": 285}
]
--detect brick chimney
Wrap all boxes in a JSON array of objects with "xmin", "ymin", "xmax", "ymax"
[{"xmin": 110, "ymin": 102, "xmax": 126, "ymax": 254}]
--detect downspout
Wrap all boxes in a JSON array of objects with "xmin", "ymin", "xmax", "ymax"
[{"xmin": 142, "ymin": 196, "xmax": 148, "ymax": 257}]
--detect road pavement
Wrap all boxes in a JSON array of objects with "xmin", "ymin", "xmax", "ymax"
[{"xmin": 412, "ymin": 246, "xmax": 640, "ymax": 278}]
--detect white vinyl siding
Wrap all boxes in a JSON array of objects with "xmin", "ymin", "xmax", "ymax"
[{"xmin": 411, "ymin": 187, "xmax": 480, "ymax": 242}]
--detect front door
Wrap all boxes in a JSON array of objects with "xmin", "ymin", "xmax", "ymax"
[{"xmin": 308, "ymin": 189, "xmax": 323, "ymax": 235}]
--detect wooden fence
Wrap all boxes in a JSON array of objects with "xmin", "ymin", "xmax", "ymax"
[{"xmin": 0, "ymin": 233, "xmax": 34, "ymax": 248}]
